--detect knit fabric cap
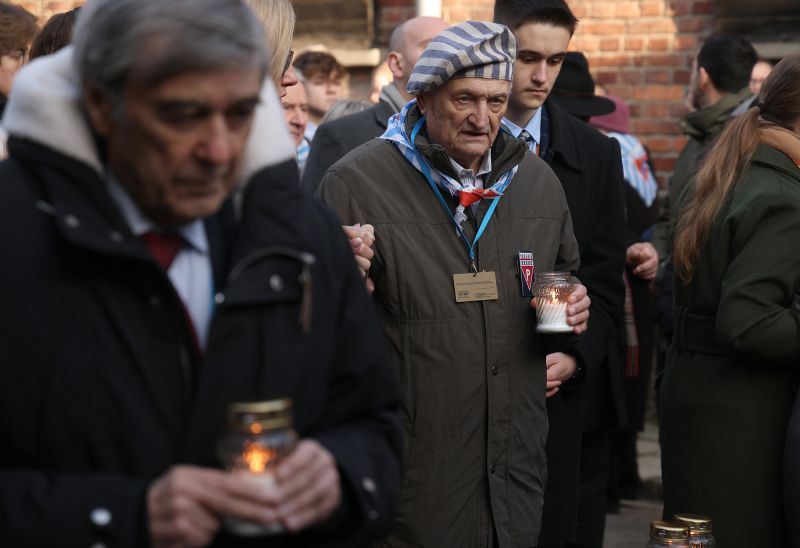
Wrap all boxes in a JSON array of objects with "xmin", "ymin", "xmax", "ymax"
[{"xmin": 407, "ymin": 21, "xmax": 517, "ymax": 95}]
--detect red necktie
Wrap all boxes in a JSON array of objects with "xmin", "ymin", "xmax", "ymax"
[
  {"xmin": 139, "ymin": 231, "xmax": 184, "ymax": 270},
  {"xmin": 139, "ymin": 231, "xmax": 202, "ymax": 355}
]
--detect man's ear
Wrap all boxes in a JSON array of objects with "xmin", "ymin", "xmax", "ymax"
[
  {"xmin": 82, "ymin": 85, "xmax": 115, "ymax": 137},
  {"xmin": 416, "ymin": 91, "xmax": 427, "ymax": 114},
  {"xmin": 387, "ymin": 51, "xmax": 404, "ymax": 80},
  {"xmin": 698, "ymin": 67, "xmax": 711, "ymax": 91}
]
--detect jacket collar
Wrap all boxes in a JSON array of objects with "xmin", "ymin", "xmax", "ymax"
[
  {"xmin": 679, "ymin": 87, "xmax": 753, "ymax": 141},
  {"xmin": 541, "ymin": 99, "xmax": 586, "ymax": 173},
  {"xmin": 402, "ymin": 101, "xmax": 527, "ymax": 186}
]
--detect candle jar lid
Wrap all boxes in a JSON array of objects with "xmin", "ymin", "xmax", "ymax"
[
  {"xmin": 531, "ymin": 271, "xmax": 574, "ymax": 297},
  {"xmin": 650, "ymin": 521, "xmax": 690, "ymax": 540},
  {"xmin": 227, "ymin": 399, "xmax": 293, "ymax": 433},
  {"xmin": 674, "ymin": 514, "xmax": 713, "ymax": 534}
]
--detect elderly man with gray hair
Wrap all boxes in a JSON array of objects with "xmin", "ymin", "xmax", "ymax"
[
  {"xmin": 320, "ymin": 21, "xmax": 589, "ymax": 548},
  {"xmin": 0, "ymin": 1, "xmax": 402, "ymax": 547}
]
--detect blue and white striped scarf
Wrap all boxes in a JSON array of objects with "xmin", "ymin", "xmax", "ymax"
[
  {"xmin": 607, "ymin": 131, "xmax": 658, "ymax": 207},
  {"xmin": 379, "ymin": 100, "xmax": 518, "ymax": 228}
]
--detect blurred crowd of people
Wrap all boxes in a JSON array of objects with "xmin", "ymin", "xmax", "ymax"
[{"xmin": 1, "ymin": 1, "xmax": 798, "ymax": 547}]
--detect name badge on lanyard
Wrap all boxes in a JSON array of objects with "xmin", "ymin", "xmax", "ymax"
[{"xmin": 453, "ymin": 271, "xmax": 499, "ymax": 303}]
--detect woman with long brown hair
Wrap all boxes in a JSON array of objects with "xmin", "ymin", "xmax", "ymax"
[{"xmin": 661, "ymin": 54, "xmax": 800, "ymax": 548}]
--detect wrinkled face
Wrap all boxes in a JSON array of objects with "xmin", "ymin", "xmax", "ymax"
[
  {"xmin": 303, "ymin": 70, "xmax": 341, "ymax": 115},
  {"xmin": 749, "ymin": 61, "xmax": 772, "ymax": 96},
  {"xmin": 418, "ymin": 77, "xmax": 510, "ymax": 171},
  {"xmin": 508, "ymin": 22, "xmax": 571, "ymax": 117},
  {"xmin": 282, "ymin": 81, "xmax": 308, "ymax": 146},
  {"xmin": 86, "ymin": 67, "xmax": 263, "ymax": 227},
  {"xmin": 0, "ymin": 47, "xmax": 28, "ymax": 97}
]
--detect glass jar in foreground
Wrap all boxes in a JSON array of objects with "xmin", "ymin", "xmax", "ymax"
[
  {"xmin": 532, "ymin": 271, "xmax": 574, "ymax": 333},
  {"xmin": 674, "ymin": 514, "xmax": 715, "ymax": 547},
  {"xmin": 218, "ymin": 398, "xmax": 298, "ymax": 536},
  {"xmin": 647, "ymin": 521, "xmax": 690, "ymax": 547}
]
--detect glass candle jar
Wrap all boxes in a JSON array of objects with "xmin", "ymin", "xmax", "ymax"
[
  {"xmin": 674, "ymin": 514, "xmax": 715, "ymax": 548},
  {"xmin": 532, "ymin": 271, "xmax": 574, "ymax": 333},
  {"xmin": 647, "ymin": 521, "xmax": 690, "ymax": 547},
  {"xmin": 218, "ymin": 399, "xmax": 298, "ymax": 536}
]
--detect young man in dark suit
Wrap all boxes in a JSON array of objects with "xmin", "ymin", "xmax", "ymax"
[{"xmin": 494, "ymin": 1, "xmax": 632, "ymax": 546}]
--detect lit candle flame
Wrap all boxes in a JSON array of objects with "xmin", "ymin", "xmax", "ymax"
[
  {"xmin": 550, "ymin": 289, "xmax": 558, "ymax": 304},
  {"xmin": 243, "ymin": 441, "xmax": 273, "ymax": 473}
]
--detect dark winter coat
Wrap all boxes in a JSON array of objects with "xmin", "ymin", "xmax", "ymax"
[
  {"xmin": 661, "ymin": 145, "xmax": 800, "ymax": 548},
  {"xmin": 535, "ymin": 100, "xmax": 627, "ymax": 544},
  {"xmin": 0, "ymin": 122, "xmax": 402, "ymax": 548}
]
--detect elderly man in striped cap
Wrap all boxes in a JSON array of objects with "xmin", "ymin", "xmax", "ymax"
[{"xmin": 320, "ymin": 21, "xmax": 590, "ymax": 547}]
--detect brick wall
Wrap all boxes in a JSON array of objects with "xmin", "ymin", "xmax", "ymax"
[{"xmin": 374, "ymin": 0, "xmax": 716, "ymax": 186}]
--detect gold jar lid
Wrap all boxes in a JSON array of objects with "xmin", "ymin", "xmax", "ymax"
[
  {"xmin": 650, "ymin": 521, "xmax": 689, "ymax": 540},
  {"xmin": 674, "ymin": 514, "xmax": 712, "ymax": 534},
  {"xmin": 228, "ymin": 399, "xmax": 293, "ymax": 432}
]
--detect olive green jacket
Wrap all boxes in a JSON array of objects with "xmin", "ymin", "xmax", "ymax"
[
  {"xmin": 651, "ymin": 87, "xmax": 754, "ymax": 258},
  {"xmin": 661, "ymin": 145, "xmax": 800, "ymax": 547},
  {"xmin": 319, "ymin": 107, "xmax": 580, "ymax": 548}
]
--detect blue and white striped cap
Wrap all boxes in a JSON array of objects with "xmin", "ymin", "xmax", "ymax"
[{"xmin": 406, "ymin": 21, "xmax": 517, "ymax": 95}]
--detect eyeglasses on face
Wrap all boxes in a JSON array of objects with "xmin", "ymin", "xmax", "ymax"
[{"xmin": 283, "ymin": 50, "xmax": 295, "ymax": 76}]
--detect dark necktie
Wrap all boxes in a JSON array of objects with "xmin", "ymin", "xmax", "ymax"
[
  {"xmin": 518, "ymin": 130, "xmax": 541, "ymax": 157},
  {"xmin": 139, "ymin": 231, "xmax": 184, "ymax": 270},
  {"xmin": 139, "ymin": 231, "xmax": 202, "ymax": 355}
]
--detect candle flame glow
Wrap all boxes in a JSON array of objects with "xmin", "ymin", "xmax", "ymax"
[
  {"xmin": 242, "ymin": 441, "xmax": 274, "ymax": 473},
  {"xmin": 550, "ymin": 289, "xmax": 558, "ymax": 304}
]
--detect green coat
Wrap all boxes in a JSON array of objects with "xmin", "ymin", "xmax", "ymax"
[
  {"xmin": 319, "ymin": 104, "xmax": 580, "ymax": 548},
  {"xmin": 661, "ymin": 145, "xmax": 800, "ymax": 547}
]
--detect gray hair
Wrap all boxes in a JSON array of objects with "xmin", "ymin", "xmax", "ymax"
[{"xmin": 73, "ymin": 0, "xmax": 268, "ymax": 103}]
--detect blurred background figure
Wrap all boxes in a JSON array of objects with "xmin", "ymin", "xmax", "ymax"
[
  {"xmin": 370, "ymin": 61, "xmax": 392, "ymax": 104},
  {"xmin": 246, "ymin": 0, "xmax": 299, "ymax": 98},
  {"xmin": 293, "ymin": 50, "xmax": 343, "ymax": 140},
  {"xmin": 749, "ymin": 58, "xmax": 774, "ymax": 96},
  {"xmin": 282, "ymin": 81, "xmax": 310, "ymax": 172},
  {"xmin": 29, "ymin": 7, "xmax": 80, "ymax": 60},
  {"xmin": 321, "ymin": 99, "xmax": 371, "ymax": 124},
  {"xmin": 590, "ymin": 95, "xmax": 660, "ymax": 511},
  {"xmin": 1, "ymin": 2, "xmax": 38, "ymax": 158}
]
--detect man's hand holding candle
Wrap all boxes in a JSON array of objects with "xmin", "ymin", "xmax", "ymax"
[{"xmin": 530, "ymin": 282, "xmax": 590, "ymax": 335}]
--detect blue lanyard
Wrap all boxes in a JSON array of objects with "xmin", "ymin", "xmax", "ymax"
[{"xmin": 410, "ymin": 116, "xmax": 503, "ymax": 273}]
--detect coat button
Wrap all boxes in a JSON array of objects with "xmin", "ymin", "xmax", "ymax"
[
  {"xmin": 368, "ymin": 509, "xmax": 379, "ymax": 520},
  {"xmin": 214, "ymin": 292, "xmax": 225, "ymax": 305},
  {"xmin": 490, "ymin": 364, "xmax": 498, "ymax": 376},
  {"xmin": 362, "ymin": 477, "xmax": 377, "ymax": 494},
  {"xmin": 148, "ymin": 295, "xmax": 161, "ymax": 307},
  {"xmin": 109, "ymin": 230, "xmax": 123, "ymax": 243},
  {"xmin": 64, "ymin": 214, "xmax": 80, "ymax": 229},
  {"xmin": 90, "ymin": 507, "xmax": 112, "ymax": 527},
  {"xmin": 489, "ymin": 464, "xmax": 496, "ymax": 474},
  {"xmin": 269, "ymin": 274, "xmax": 284, "ymax": 292}
]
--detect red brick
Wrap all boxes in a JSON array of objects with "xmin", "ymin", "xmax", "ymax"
[
  {"xmin": 674, "ymin": 69, "xmax": 692, "ymax": 83},
  {"xmin": 625, "ymin": 38, "xmax": 645, "ymax": 51},
  {"xmin": 633, "ymin": 119, "xmax": 682, "ymax": 134},
  {"xmin": 641, "ymin": 54, "xmax": 688, "ymax": 67},
  {"xmin": 596, "ymin": 71, "xmax": 619, "ymax": 84},
  {"xmin": 571, "ymin": 37, "xmax": 600, "ymax": 53},
  {"xmin": 600, "ymin": 38, "xmax": 620, "ymax": 51},
  {"xmin": 590, "ymin": 2, "xmax": 615, "ymax": 18},
  {"xmin": 629, "ymin": 102, "xmax": 641, "ymax": 117},
  {"xmin": 671, "ymin": 103, "xmax": 691, "ymax": 117},
  {"xmin": 615, "ymin": 2, "xmax": 640, "ymax": 18},
  {"xmin": 621, "ymin": 70, "xmax": 644, "ymax": 84},
  {"xmin": 582, "ymin": 22, "xmax": 626, "ymax": 35},
  {"xmin": 677, "ymin": 17, "xmax": 710, "ymax": 32},
  {"xmin": 645, "ymin": 69, "xmax": 672, "ymax": 84},
  {"xmin": 571, "ymin": 4, "xmax": 589, "ymax": 18},
  {"xmin": 648, "ymin": 37, "xmax": 670, "ymax": 51},
  {"xmin": 640, "ymin": 1, "xmax": 665, "ymax": 16},
  {"xmin": 668, "ymin": 1, "xmax": 691, "ymax": 16},
  {"xmin": 643, "ymin": 103, "xmax": 670, "ymax": 117},
  {"xmin": 591, "ymin": 55, "xmax": 632, "ymax": 67},
  {"xmin": 692, "ymin": 1, "xmax": 715, "ymax": 14},
  {"xmin": 675, "ymin": 35, "xmax": 698, "ymax": 51},
  {"xmin": 634, "ymin": 85, "xmax": 685, "ymax": 100},
  {"xmin": 643, "ymin": 137, "xmax": 678, "ymax": 152},
  {"xmin": 628, "ymin": 19, "xmax": 678, "ymax": 34}
]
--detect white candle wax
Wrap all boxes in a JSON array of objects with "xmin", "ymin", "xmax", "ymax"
[{"xmin": 536, "ymin": 301, "xmax": 571, "ymax": 333}]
